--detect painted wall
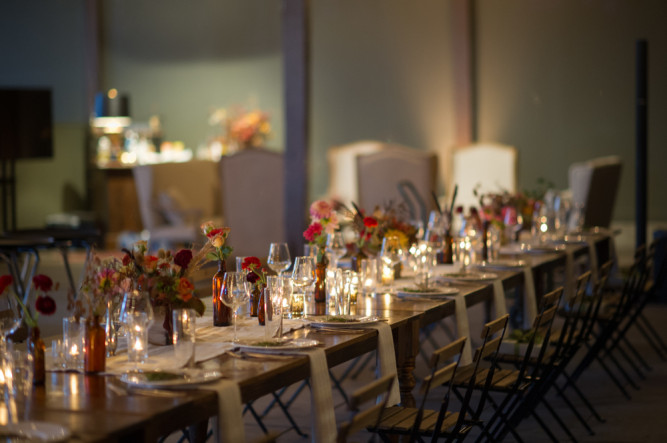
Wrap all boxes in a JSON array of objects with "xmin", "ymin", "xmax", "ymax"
[
  {"xmin": 476, "ymin": 0, "xmax": 667, "ymax": 222},
  {"xmin": 0, "ymin": 1, "xmax": 88, "ymax": 228},
  {"xmin": 2, "ymin": 0, "xmax": 665, "ymax": 233}
]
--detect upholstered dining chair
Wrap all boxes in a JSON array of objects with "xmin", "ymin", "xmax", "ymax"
[
  {"xmin": 568, "ymin": 155, "xmax": 622, "ymax": 229},
  {"xmin": 219, "ymin": 148, "xmax": 285, "ymax": 260},
  {"xmin": 132, "ymin": 160, "xmax": 221, "ymax": 249},
  {"xmin": 451, "ymin": 142, "xmax": 518, "ymax": 210},
  {"xmin": 356, "ymin": 146, "xmax": 438, "ymax": 222}
]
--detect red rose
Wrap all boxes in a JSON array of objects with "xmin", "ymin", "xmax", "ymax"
[
  {"xmin": 32, "ymin": 274, "xmax": 53, "ymax": 292},
  {"xmin": 242, "ymin": 256, "xmax": 262, "ymax": 271},
  {"xmin": 303, "ymin": 222, "xmax": 323, "ymax": 242},
  {"xmin": 207, "ymin": 227, "xmax": 225, "ymax": 239},
  {"xmin": 35, "ymin": 295, "xmax": 56, "ymax": 316},
  {"xmin": 363, "ymin": 217, "xmax": 378, "ymax": 228},
  {"xmin": 122, "ymin": 254, "xmax": 132, "ymax": 266},
  {"xmin": 246, "ymin": 271, "xmax": 260, "ymax": 284},
  {"xmin": 0, "ymin": 275, "xmax": 12, "ymax": 294},
  {"xmin": 174, "ymin": 249, "xmax": 193, "ymax": 269}
]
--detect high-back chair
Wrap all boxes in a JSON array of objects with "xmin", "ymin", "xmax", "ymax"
[
  {"xmin": 133, "ymin": 160, "xmax": 221, "ymax": 249},
  {"xmin": 356, "ymin": 147, "xmax": 438, "ymax": 223},
  {"xmin": 568, "ymin": 155, "xmax": 622, "ymax": 229},
  {"xmin": 219, "ymin": 148, "xmax": 285, "ymax": 260},
  {"xmin": 451, "ymin": 143, "xmax": 518, "ymax": 210}
]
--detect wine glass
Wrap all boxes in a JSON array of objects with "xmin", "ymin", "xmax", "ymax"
[
  {"xmin": 291, "ymin": 256, "xmax": 315, "ymax": 318},
  {"xmin": 380, "ymin": 235, "xmax": 403, "ymax": 268},
  {"xmin": 326, "ymin": 232, "xmax": 346, "ymax": 269},
  {"xmin": 220, "ymin": 272, "xmax": 249, "ymax": 342},
  {"xmin": 0, "ymin": 283, "xmax": 22, "ymax": 352},
  {"xmin": 119, "ymin": 290, "xmax": 154, "ymax": 364},
  {"xmin": 267, "ymin": 243, "xmax": 291, "ymax": 276}
]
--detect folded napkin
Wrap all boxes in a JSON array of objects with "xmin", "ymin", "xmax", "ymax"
[
  {"xmin": 492, "ymin": 279, "xmax": 508, "ymax": 318},
  {"xmin": 359, "ymin": 323, "xmax": 401, "ymax": 406},
  {"xmin": 201, "ymin": 378, "xmax": 245, "ymax": 443},
  {"xmin": 448, "ymin": 295, "xmax": 473, "ymax": 365},
  {"xmin": 521, "ymin": 267, "xmax": 539, "ymax": 329},
  {"xmin": 301, "ymin": 348, "xmax": 336, "ymax": 443}
]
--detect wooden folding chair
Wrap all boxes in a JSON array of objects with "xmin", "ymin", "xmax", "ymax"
[
  {"xmin": 337, "ymin": 373, "xmax": 395, "ymax": 443},
  {"xmin": 372, "ymin": 314, "xmax": 510, "ymax": 442}
]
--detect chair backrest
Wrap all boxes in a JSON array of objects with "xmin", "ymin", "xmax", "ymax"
[
  {"xmin": 356, "ymin": 147, "xmax": 438, "ymax": 218},
  {"xmin": 337, "ymin": 373, "xmax": 395, "ymax": 442},
  {"xmin": 326, "ymin": 140, "xmax": 392, "ymax": 205},
  {"xmin": 219, "ymin": 149, "xmax": 285, "ymax": 260},
  {"xmin": 451, "ymin": 143, "xmax": 518, "ymax": 210},
  {"xmin": 520, "ymin": 288, "xmax": 563, "ymax": 380},
  {"xmin": 568, "ymin": 155, "xmax": 622, "ymax": 229}
]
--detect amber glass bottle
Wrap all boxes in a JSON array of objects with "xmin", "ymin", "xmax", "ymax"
[
  {"xmin": 213, "ymin": 259, "xmax": 232, "ymax": 326},
  {"xmin": 28, "ymin": 327, "xmax": 45, "ymax": 385},
  {"xmin": 84, "ymin": 315, "xmax": 106, "ymax": 373}
]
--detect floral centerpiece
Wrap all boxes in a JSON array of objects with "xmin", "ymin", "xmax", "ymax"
[
  {"xmin": 201, "ymin": 222, "xmax": 233, "ymax": 264},
  {"xmin": 241, "ymin": 256, "xmax": 269, "ymax": 321},
  {"xmin": 209, "ymin": 106, "xmax": 271, "ymax": 152},
  {"xmin": 121, "ymin": 241, "xmax": 210, "ymax": 341},
  {"xmin": 303, "ymin": 200, "xmax": 340, "ymax": 263}
]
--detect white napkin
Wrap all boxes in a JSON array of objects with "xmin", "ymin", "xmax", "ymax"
[
  {"xmin": 449, "ymin": 296, "xmax": 473, "ymax": 365},
  {"xmin": 301, "ymin": 348, "xmax": 336, "ymax": 443},
  {"xmin": 587, "ymin": 240, "xmax": 599, "ymax": 284},
  {"xmin": 203, "ymin": 378, "xmax": 245, "ymax": 443},
  {"xmin": 360, "ymin": 323, "xmax": 401, "ymax": 406},
  {"xmin": 492, "ymin": 279, "xmax": 507, "ymax": 317},
  {"xmin": 521, "ymin": 267, "xmax": 539, "ymax": 329}
]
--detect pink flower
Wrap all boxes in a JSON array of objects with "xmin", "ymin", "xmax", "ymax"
[
  {"xmin": 309, "ymin": 200, "xmax": 332, "ymax": 220},
  {"xmin": 303, "ymin": 222, "xmax": 323, "ymax": 242},
  {"xmin": 323, "ymin": 212, "xmax": 340, "ymax": 234}
]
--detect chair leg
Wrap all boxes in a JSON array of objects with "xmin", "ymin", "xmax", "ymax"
[
  {"xmin": 621, "ymin": 335, "xmax": 652, "ymax": 372},
  {"xmin": 552, "ymin": 382, "xmax": 595, "ymax": 435},
  {"xmin": 638, "ymin": 313, "xmax": 667, "ymax": 354},
  {"xmin": 539, "ymin": 397, "xmax": 579, "ymax": 443},
  {"xmin": 634, "ymin": 319, "xmax": 667, "ymax": 360},
  {"xmin": 560, "ymin": 371, "xmax": 606, "ymax": 423},
  {"xmin": 244, "ymin": 402, "xmax": 269, "ymax": 434},
  {"xmin": 602, "ymin": 349, "xmax": 641, "ymax": 390},
  {"xmin": 593, "ymin": 355, "xmax": 632, "ymax": 399},
  {"xmin": 614, "ymin": 341, "xmax": 646, "ymax": 380}
]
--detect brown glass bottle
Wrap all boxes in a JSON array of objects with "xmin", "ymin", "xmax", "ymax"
[
  {"xmin": 257, "ymin": 286, "xmax": 267, "ymax": 325},
  {"xmin": 314, "ymin": 257, "xmax": 328, "ymax": 303},
  {"xmin": 250, "ymin": 285, "xmax": 260, "ymax": 317},
  {"xmin": 84, "ymin": 315, "xmax": 106, "ymax": 373},
  {"xmin": 28, "ymin": 326, "xmax": 45, "ymax": 385},
  {"xmin": 213, "ymin": 259, "xmax": 232, "ymax": 326}
]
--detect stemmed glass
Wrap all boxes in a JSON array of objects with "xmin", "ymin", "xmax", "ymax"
[
  {"xmin": 380, "ymin": 236, "xmax": 403, "ymax": 268},
  {"xmin": 0, "ymin": 283, "xmax": 22, "ymax": 352},
  {"xmin": 326, "ymin": 232, "xmax": 346, "ymax": 269},
  {"xmin": 220, "ymin": 272, "xmax": 249, "ymax": 342},
  {"xmin": 267, "ymin": 243, "xmax": 291, "ymax": 276},
  {"xmin": 291, "ymin": 256, "xmax": 315, "ymax": 317},
  {"xmin": 119, "ymin": 290, "xmax": 154, "ymax": 364}
]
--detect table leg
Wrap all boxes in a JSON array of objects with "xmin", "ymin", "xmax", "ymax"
[{"xmin": 395, "ymin": 317, "xmax": 419, "ymax": 407}]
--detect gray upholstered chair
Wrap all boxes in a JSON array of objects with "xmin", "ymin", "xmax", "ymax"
[
  {"xmin": 219, "ymin": 148, "xmax": 285, "ymax": 261},
  {"xmin": 568, "ymin": 155, "xmax": 622, "ymax": 229}
]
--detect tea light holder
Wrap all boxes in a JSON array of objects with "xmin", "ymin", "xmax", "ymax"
[
  {"xmin": 126, "ymin": 318, "xmax": 149, "ymax": 364},
  {"xmin": 63, "ymin": 317, "xmax": 84, "ymax": 371}
]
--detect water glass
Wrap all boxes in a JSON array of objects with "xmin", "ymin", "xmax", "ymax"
[
  {"xmin": 2, "ymin": 349, "xmax": 34, "ymax": 423},
  {"xmin": 172, "ymin": 308, "xmax": 196, "ymax": 368},
  {"xmin": 326, "ymin": 268, "xmax": 343, "ymax": 314},
  {"xmin": 264, "ymin": 286, "xmax": 283, "ymax": 340},
  {"xmin": 63, "ymin": 316, "xmax": 84, "ymax": 371},
  {"xmin": 51, "ymin": 339, "xmax": 65, "ymax": 370},
  {"xmin": 235, "ymin": 256, "xmax": 248, "ymax": 272},
  {"xmin": 359, "ymin": 258, "xmax": 378, "ymax": 294}
]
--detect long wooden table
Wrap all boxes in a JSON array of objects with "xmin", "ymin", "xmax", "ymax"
[{"xmin": 7, "ymin": 235, "xmax": 611, "ymax": 442}]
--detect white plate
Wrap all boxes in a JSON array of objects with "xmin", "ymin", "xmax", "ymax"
[
  {"xmin": 474, "ymin": 259, "xmax": 527, "ymax": 270},
  {"xmin": 306, "ymin": 315, "xmax": 381, "ymax": 328},
  {"xmin": 0, "ymin": 421, "xmax": 71, "ymax": 442},
  {"xmin": 441, "ymin": 272, "xmax": 499, "ymax": 281},
  {"xmin": 235, "ymin": 338, "xmax": 320, "ymax": 352},
  {"xmin": 120, "ymin": 369, "xmax": 223, "ymax": 389},
  {"xmin": 396, "ymin": 286, "xmax": 460, "ymax": 298}
]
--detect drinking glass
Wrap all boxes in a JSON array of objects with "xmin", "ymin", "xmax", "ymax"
[
  {"xmin": 264, "ymin": 285, "xmax": 284, "ymax": 340},
  {"xmin": 0, "ymin": 284, "xmax": 22, "ymax": 351},
  {"xmin": 220, "ymin": 272, "xmax": 249, "ymax": 342},
  {"xmin": 267, "ymin": 243, "xmax": 291, "ymax": 276},
  {"xmin": 119, "ymin": 290, "xmax": 154, "ymax": 364},
  {"xmin": 172, "ymin": 308, "xmax": 196, "ymax": 368},
  {"xmin": 291, "ymin": 256, "xmax": 315, "ymax": 318},
  {"xmin": 326, "ymin": 232, "xmax": 346, "ymax": 269},
  {"xmin": 326, "ymin": 268, "xmax": 343, "ymax": 314},
  {"xmin": 235, "ymin": 256, "xmax": 248, "ymax": 272},
  {"xmin": 2, "ymin": 349, "xmax": 33, "ymax": 424},
  {"xmin": 359, "ymin": 257, "xmax": 378, "ymax": 294},
  {"xmin": 63, "ymin": 316, "xmax": 84, "ymax": 371}
]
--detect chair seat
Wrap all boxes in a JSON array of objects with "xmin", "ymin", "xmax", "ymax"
[{"xmin": 373, "ymin": 406, "xmax": 467, "ymax": 437}]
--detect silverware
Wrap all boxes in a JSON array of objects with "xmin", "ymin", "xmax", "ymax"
[
  {"xmin": 226, "ymin": 351, "xmax": 296, "ymax": 361},
  {"xmin": 107, "ymin": 382, "xmax": 185, "ymax": 398},
  {"xmin": 308, "ymin": 326, "xmax": 369, "ymax": 334}
]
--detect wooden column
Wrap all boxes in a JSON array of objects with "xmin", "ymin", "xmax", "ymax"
[
  {"xmin": 282, "ymin": 0, "xmax": 310, "ymax": 258},
  {"xmin": 451, "ymin": 0, "xmax": 476, "ymax": 145}
]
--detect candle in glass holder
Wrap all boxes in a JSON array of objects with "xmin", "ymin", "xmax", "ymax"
[
  {"xmin": 381, "ymin": 260, "xmax": 395, "ymax": 284},
  {"xmin": 127, "ymin": 320, "xmax": 148, "ymax": 363}
]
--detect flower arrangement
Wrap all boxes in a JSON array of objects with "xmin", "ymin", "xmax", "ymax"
[
  {"xmin": 209, "ymin": 107, "xmax": 271, "ymax": 151},
  {"xmin": 120, "ymin": 241, "xmax": 209, "ymax": 317},
  {"xmin": 13, "ymin": 274, "xmax": 58, "ymax": 329},
  {"xmin": 201, "ymin": 221, "xmax": 233, "ymax": 263},
  {"xmin": 71, "ymin": 253, "xmax": 126, "ymax": 321},
  {"xmin": 241, "ymin": 256, "xmax": 268, "ymax": 289},
  {"xmin": 303, "ymin": 200, "xmax": 340, "ymax": 262}
]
